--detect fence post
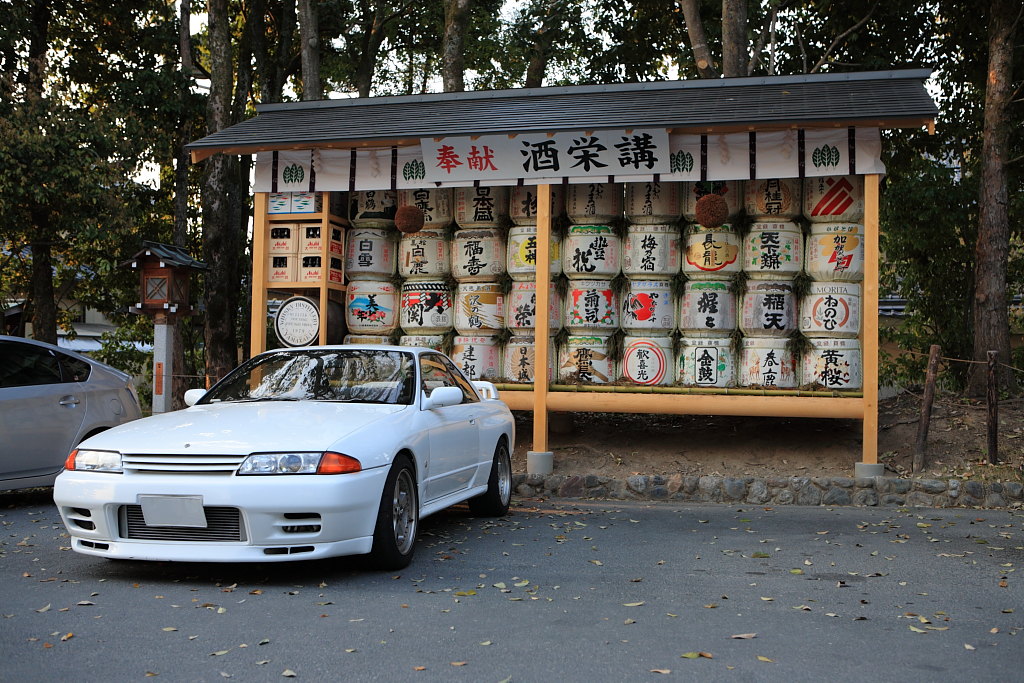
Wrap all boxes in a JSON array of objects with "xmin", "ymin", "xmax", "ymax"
[
  {"xmin": 912, "ymin": 344, "xmax": 941, "ymax": 473},
  {"xmin": 987, "ymin": 350, "xmax": 998, "ymax": 465}
]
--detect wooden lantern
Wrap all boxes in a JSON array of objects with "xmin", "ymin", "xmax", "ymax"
[{"xmin": 123, "ymin": 241, "xmax": 208, "ymax": 317}]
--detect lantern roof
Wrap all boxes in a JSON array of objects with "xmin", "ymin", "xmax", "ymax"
[{"xmin": 124, "ymin": 241, "xmax": 208, "ymax": 271}]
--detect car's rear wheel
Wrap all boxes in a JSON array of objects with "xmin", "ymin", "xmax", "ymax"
[
  {"xmin": 368, "ymin": 455, "xmax": 418, "ymax": 569},
  {"xmin": 469, "ymin": 439, "xmax": 512, "ymax": 516}
]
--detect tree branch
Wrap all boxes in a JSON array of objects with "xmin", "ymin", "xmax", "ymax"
[
  {"xmin": 678, "ymin": 0, "xmax": 719, "ymax": 78},
  {"xmin": 810, "ymin": 1, "xmax": 879, "ymax": 73}
]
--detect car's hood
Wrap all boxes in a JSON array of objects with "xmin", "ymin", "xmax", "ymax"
[{"xmin": 78, "ymin": 401, "xmax": 408, "ymax": 455}]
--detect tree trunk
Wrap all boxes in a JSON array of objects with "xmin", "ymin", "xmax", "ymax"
[
  {"xmin": 298, "ymin": 0, "xmax": 322, "ymax": 99},
  {"xmin": 28, "ymin": 231, "xmax": 58, "ymax": 345},
  {"xmin": 524, "ymin": 0, "xmax": 561, "ymax": 89},
  {"xmin": 721, "ymin": 0, "xmax": 747, "ymax": 77},
  {"xmin": 968, "ymin": 0, "xmax": 1016, "ymax": 396},
  {"xmin": 272, "ymin": 0, "xmax": 296, "ymax": 100},
  {"xmin": 678, "ymin": 0, "xmax": 720, "ymax": 79},
  {"xmin": 355, "ymin": 9, "xmax": 387, "ymax": 97},
  {"xmin": 442, "ymin": 0, "xmax": 472, "ymax": 92}
]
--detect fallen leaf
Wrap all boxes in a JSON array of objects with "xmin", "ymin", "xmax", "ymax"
[
  {"xmin": 480, "ymin": 641, "xmax": 492, "ymax": 646},
  {"xmin": 624, "ymin": 619, "xmax": 636, "ymax": 625},
  {"xmin": 60, "ymin": 633, "xmax": 73, "ymax": 642},
  {"xmin": 757, "ymin": 656, "xmax": 774, "ymax": 663},
  {"xmin": 35, "ymin": 604, "xmax": 51, "ymax": 613},
  {"xmin": 731, "ymin": 633, "xmax": 757, "ymax": 639},
  {"xmin": 590, "ymin": 560, "xmax": 603, "ymax": 566},
  {"xmin": 259, "ymin": 639, "xmax": 271, "ymax": 645},
  {"xmin": 282, "ymin": 670, "xmax": 297, "ymax": 677},
  {"xmin": 623, "ymin": 601, "xmax": 645, "ymax": 607},
  {"xmin": 703, "ymin": 604, "xmax": 718, "ymax": 609},
  {"xmin": 790, "ymin": 569, "xmax": 804, "ymax": 575},
  {"xmin": 211, "ymin": 650, "xmax": 231, "ymax": 656},
  {"xmin": 760, "ymin": 597, "xmax": 774, "ymax": 602},
  {"xmin": 76, "ymin": 601, "xmax": 95, "ymax": 606},
  {"xmin": 650, "ymin": 669, "xmax": 671, "ymax": 674},
  {"xmin": 450, "ymin": 662, "xmax": 467, "ymax": 667},
  {"xmin": 964, "ymin": 644, "xmax": 975, "ymax": 650},
  {"xmin": 454, "ymin": 591, "xmax": 476, "ymax": 596},
  {"xmin": 413, "ymin": 666, "xmax": 426, "ymax": 671},
  {"xmin": 680, "ymin": 652, "xmax": 701, "ymax": 659},
  {"xmin": 249, "ymin": 589, "xmax": 263, "ymax": 595},
  {"xmin": 909, "ymin": 626, "xmax": 926, "ymax": 634},
  {"xmin": 752, "ymin": 552, "xmax": 770, "ymax": 558}
]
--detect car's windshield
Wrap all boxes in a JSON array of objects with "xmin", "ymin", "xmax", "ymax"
[{"xmin": 203, "ymin": 349, "xmax": 415, "ymax": 405}]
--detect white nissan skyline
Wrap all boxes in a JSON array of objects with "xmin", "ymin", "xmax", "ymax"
[{"xmin": 53, "ymin": 346, "xmax": 514, "ymax": 569}]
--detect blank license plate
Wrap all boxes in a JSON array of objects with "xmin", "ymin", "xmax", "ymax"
[{"xmin": 139, "ymin": 495, "xmax": 207, "ymax": 527}]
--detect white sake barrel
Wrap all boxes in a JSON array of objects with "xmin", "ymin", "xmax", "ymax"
[
  {"xmin": 564, "ymin": 279, "xmax": 618, "ymax": 334},
  {"xmin": 679, "ymin": 280, "xmax": 736, "ymax": 336},
  {"xmin": 624, "ymin": 181, "xmax": 682, "ymax": 224},
  {"xmin": 800, "ymin": 282, "xmax": 861, "ymax": 338},
  {"xmin": 622, "ymin": 224, "xmax": 680, "ymax": 278},
  {"xmin": 345, "ymin": 227, "xmax": 396, "ymax": 280},
  {"xmin": 805, "ymin": 223, "xmax": 864, "ymax": 282},
  {"xmin": 343, "ymin": 334, "xmax": 390, "ymax": 345},
  {"xmin": 682, "ymin": 223, "xmax": 741, "ymax": 279},
  {"xmin": 740, "ymin": 280, "xmax": 797, "ymax": 337},
  {"xmin": 503, "ymin": 336, "xmax": 555, "ymax": 383},
  {"xmin": 682, "ymin": 180, "xmax": 743, "ymax": 222},
  {"xmin": 738, "ymin": 337, "xmax": 798, "ymax": 388},
  {"xmin": 622, "ymin": 336, "xmax": 674, "ymax": 386},
  {"xmin": 506, "ymin": 225, "xmax": 562, "ymax": 281},
  {"xmin": 744, "ymin": 177, "xmax": 802, "ymax": 219},
  {"xmin": 399, "ymin": 335, "xmax": 444, "ymax": 351},
  {"xmin": 621, "ymin": 280, "xmax": 675, "ymax": 333},
  {"xmin": 678, "ymin": 337, "xmax": 737, "ymax": 388},
  {"xmin": 454, "ymin": 282, "xmax": 504, "ymax": 335},
  {"xmin": 398, "ymin": 187, "xmax": 453, "ymax": 228},
  {"xmin": 451, "ymin": 336, "xmax": 501, "ymax": 380},
  {"xmin": 399, "ymin": 280, "xmax": 453, "ymax": 335},
  {"xmin": 562, "ymin": 225, "xmax": 621, "ymax": 279},
  {"xmin": 454, "ymin": 185, "xmax": 508, "ymax": 227},
  {"xmin": 744, "ymin": 221, "xmax": 804, "ymax": 279},
  {"xmin": 399, "ymin": 229, "xmax": 450, "ymax": 278},
  {"xmin": 510, "ymin": 184, "xmax": 563, "ymax": 225},
  {"xmin": 345, "ymin": 280, "xmax": 398, "ymax": 334},
  {"xmin": 452, "ymin": 227, "xmax": 506, "ymax": 282},
  {"xmin": 566, "ymin": 183, "xmax": 623, "ymax": 225},
  {"xmin": 803, "ymin": 174, "xmax": 864, "ymax": 223},
  {"xmin": 802, "ymin": 338, "xmax": 862, "ymax": 390},
  {"xmin": 350, "ymin": 190, "xmax": 397, "ymax": 227},
  {"xmin": 506, "ymin": 281, "xmax": 562, "ymax": 333},
  {"xmin": 559, "ymin": 335, "xmax": 616, "ymax": 384}
]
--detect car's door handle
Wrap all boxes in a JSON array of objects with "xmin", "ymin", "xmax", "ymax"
[{"xmin": 59, "ymin": 396, "xmax": 80, "ymax": 406}]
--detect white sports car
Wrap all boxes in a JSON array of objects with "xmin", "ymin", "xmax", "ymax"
[{"xmin": 54, "ymin": 346, "xmax": 514, "ymax": 569}]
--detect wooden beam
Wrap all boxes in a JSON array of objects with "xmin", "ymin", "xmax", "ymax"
[
  {"xmin": 861, "ymin": 174, "xmax": 881, "ymax": 464},
  {"xmin": 250, "ymin": 193, "xmax": 270, "ymax": 357},
  {"xmin": 532, "ymin": 185, "xmax": 553, "ymax": 454}
]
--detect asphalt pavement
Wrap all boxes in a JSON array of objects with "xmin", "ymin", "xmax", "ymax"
[{"xmin": 2, "ymin": 488, "xmax": 1021, "ymax": 682}]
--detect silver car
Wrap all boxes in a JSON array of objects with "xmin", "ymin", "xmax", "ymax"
[{"xmin": 0, "ymin": 335, "xmax": 142, "ymax": 490}]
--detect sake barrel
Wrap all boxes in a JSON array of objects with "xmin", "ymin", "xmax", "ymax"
[
  {"xmin": 622, "ymin": 336, "xmax": 674, "ymax": 386},
  {"xmin": 803, "ymin": 174, "xmax": 864, "ymax": 223},
  {"xmin": 621, "ymin": 280, "xmax": 675, "ymax": 333},
  {"xmin": 678, "ymin": 337, "xmax": 737, "ymax": 388},
  {"xmin": 399, "ymin": 280, "xmax": 453, "ymax": 335},
  {"xmin": 682, "ymin": 180, "xmax": 743, "ymax": 222},
  {"xmin": 454, "ymin": 282, "xmax": 504, "ymax": 335},
  {"xmin": 399, "ymin": 335, "xmax": 444, "ymax": 351},
  {"xmin": 343, "ymin": 334, "xmax": 390, "ymax": 345},
  {"xmin": 740, "ymin": 280, "xmax": 797, "ymax": 337},
  {"xmin": 350, "ymin": 190, "xmax": 397, "ymax": 227},
  {"xmin": 682, "ymin": 223, "xmax": 741, "ymax": 279},
  {"xmin": 624, "ymin": 181, "xmax": 682, "ymax": 225},
  {"xmin": 679, "ymin": 280, "xmax": 736, "ymax": 337},
  {"xmin": 399, "ymin": 229, "xmax": 450, "ymax": 278},
  {"xmin": 800, "ymin": 282, "xmax": 861, "ymax": 338},
  {"xmin": 559, "ymin": 335, "xmax": 616, "ymax": 384},
  {"xmin": 744, "ymin": 221, "xmax": 804, "ymax": 279},
  {"xmin": 451, "ymin": 336, "xmax": 501, "ymax": 380},
  {"xmin": 805, "ymin": 223, "xmax": 864, "ymax": 282},
  {"xmin": 738, "ymin": 337, "xmax": 798, "ymax": 388},
  {"xmin": 506, "ymin": 225, "xmax": 562, "ymax": 281},
  {"xmin": 345, "ymin": 280, "xmax": 398, "ymax": 334},
  {"xmin": 506, "ymin": 281, "xmax": 562, "ymax": 333},
  {"xmin": 622, "ymin": 224, "xmax": 680, "ymax": 278},
  {"xmin": 454, "ymin": 185, "xmax": 508, "ymax": 227},
  {"xmin": 802, "ymin": 338, "xmax": 862, "ymax": 390},
  {"xmin": 744, "ymin": 177, "xmax": 802, "ymax": 219},
  {"xmin": 503, "ymin": 336, "xmax": 555, "ymax": 383},
  {"xmin": 345, "ymin": 227, "xmax": 396, "ymax": 280},
  {"xmin": 564, "ymin": 279, "xmax": 618, "ymax": 334},
  {"xmin": 566, "ymin": 183, "xmax": 623, "ymax": 225},
  {"xmin": 452, "ymin": 227, "xmax": 506, "ymax": 282},
  {"xmin": 398, "ymin": 187, "xmax": 453, "ymax": 228},
  {"xmin": 562, "ymin": 225, "xmax": 621, "ymax": 279},
  {"xmin": 510, "ymin": 184, "xmax": 563, "ymax": 225}
]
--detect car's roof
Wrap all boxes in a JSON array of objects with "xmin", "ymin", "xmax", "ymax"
[
  {"xmin": 256, "ymin": 345, "xmax": 440, "ymax": 357},
  {"xmin": 0, "ymin": 334, "xmax": 101, "ymax": 365}
]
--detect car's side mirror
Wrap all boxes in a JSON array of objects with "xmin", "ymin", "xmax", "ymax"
[
  {"xmin": 183, "ymin": 389, "xmax": 207, "ymax": 407},
  {"xmin": 423, "ymin": 386, "xmax": 463, "ymax": 409}
]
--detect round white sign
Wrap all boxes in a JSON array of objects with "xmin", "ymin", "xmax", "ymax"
[{"xmin": 274, "ymin": 296, "xmax": 321, "ymax": 347}]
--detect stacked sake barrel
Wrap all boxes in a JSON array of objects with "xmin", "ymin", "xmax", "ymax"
[{"xmin": 343, "ymin": 190, "xmax": 400, "ymax": 344}]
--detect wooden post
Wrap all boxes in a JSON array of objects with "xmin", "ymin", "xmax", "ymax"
[
  {"xmin": 250, "ymin": 193, "xmax": 269, "ymax": 357},
  {"xmin": 528, "ymin": 184, "xmax": 554, "ymax": 474},
  {"xmin": 912, "ymin": 344, "xmax": 941, "ymax": 473},
  {"xmin": 858, "ymin": 173, "xmax": 881, "ymax": 475},
  {"xmin": 987, "ymin": 350, "xmax": 999, "ymax": 464}
]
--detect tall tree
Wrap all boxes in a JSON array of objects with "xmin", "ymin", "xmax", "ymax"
[
  {"xmin": 442, "ymin": 0, "xmax": 472, "ymax": 92},
  {"xmin": 299, "ymin": 0, "xmax": 323, "ymax": 99}
]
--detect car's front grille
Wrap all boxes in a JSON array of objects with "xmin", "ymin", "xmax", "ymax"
[
  {"xmin": 122, "ymin": 454, "xmax": 246, "ymax": 474},
  {"xmin": 120, "ymin": 505, "xmax": 245, "ymax": 542}
]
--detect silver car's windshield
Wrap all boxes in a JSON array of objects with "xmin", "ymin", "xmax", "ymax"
[{"xmin": 202, "ymin": 350, "xmax": 415, "ymax": 405}]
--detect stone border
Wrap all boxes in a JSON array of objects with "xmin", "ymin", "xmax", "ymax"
[{"xmin": 512, "ymin": 474, "xmax": 1024, "ymax": 508}]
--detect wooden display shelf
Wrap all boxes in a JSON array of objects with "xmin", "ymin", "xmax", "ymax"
[
  {"xmin": 267, "ymin": 212, "xmax": 349, "ymax": 225},
  {"xmin": 266, "ymin": 281, "xmax": 346, "ymax": 292}
]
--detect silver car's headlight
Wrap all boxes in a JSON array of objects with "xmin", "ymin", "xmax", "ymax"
[
  {"xmin": 237, "ymin": 452, "xmax": 363, "ymax": 475},
  {"xmin": 66, "ymin": 449, "xmax": 123, "ymax": 473}
]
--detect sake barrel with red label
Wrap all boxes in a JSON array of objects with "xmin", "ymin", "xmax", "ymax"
[
  {"xmin": 509, "ymin": 184, "xmax": 563, "ymax": 225},
  {"xmin": 566, "ymin": 183, "xmax": 623, "ymax": 225},
  {"xmin": 350, "ymin": 190, "xmax": 398, "ymax": 227},
  {"xmin": 622, "ymin": 224, "xmax": 680, "ymax": 278},
  {"xmin": 506, "ymin": 281, "xmax": 562, "ymax": 333},
  {"xmin": 621, "ymin": 280, "xmax": 675, "ymax": 333},
  {"xmin": 803, "ymin": 175, "xmax": 864, "ymax": 223},
  {"xmin": 559, "ymin": 335, "xmax": 616, "ymax": 384},
  {"xmin": 565, "ymin": 279, "xmax": 618, "ymax": 334},
  {"xmin": 343, "ymin": 334, "xmax": 390, "ymax": 345},
  {"xmin": 398, "ymin": 187, "xmax": 453, "ymax": 228},
  {"xmin": 399, "ymin": 229, "xmax": 450, "ymax": 278},
  {"xmin": 744, "ymin": 177, "xmax": 802, "ymax": 219},
  {"xmin": 744, "ymin": 221, "xmax": 804, "ymax": 279},
  {"xmin": 452, "ymin": 228, "xmax": 506, "ymax": 282},
  {"xmin": 800, "ymin": 282, "xmax": 861, "ymax": 338},
  {"xmin": 399, "ymin": 335, "xmax": 444, "ymax": 351},
  {"xmin": 681, "ymin": 180, "xmax": 743, "ymax": 222},
  {"xmin": 802, "ymin": 338, "xmax": 862, "ymax": 390},
  {"xmin": 451, "ymin": 336, "xmax": 501, "ymax": 380},
  {"xmin": 624, "ymin": 181, "xmax": 682, "ymax": 225},
  {"xmin": 563, "ymin": 225, "xmax": 621, "ymax": 279},
  {"xmin": 503, "ymin": 336, "xmax": 555, "ymax": 383},
  {"xmin": 454, "ymin": 282, "xmax": 504, "ymax": 335},
  {"xmin": 682, "ymin": 223, "xmax": 741, "ymax": 279},
  {"xmin": 679, "ymin": 280, "xmax": 736, "ymax": 337},
  {"xmin": 805, "ymin": 223, "xmax": 864, "ymax": 282},
  {"xmin": 345, "ymin": 227, "xmax": 396, "ymax": 280},
  {"xmin": 740, "ymin": 280, "xmax": 797, "ymax": 337},
  {"xmin": 738, "ymin": 338, "xmax": 798, "ymax": 388},
  {"xmin": 622, "ymin": 336, "xmax": 674, "ymax": 386},
  {"xmin": 454, "ymin": 186, "xmax": 508, "ymax": 227},
  {"xmin": 346, "ymin": 280, "xmax": 398, "ymax": 334},
  {"xmin": 400, "ymin": 280, "xmax": 453, "ymax": 335},
  {"xmin": 678, "ymin": 337, "xmax": 737, "ymax": 388},
  {"xmin": 506, "ymin": 225, "xmax": 562, "ymax": 281}
]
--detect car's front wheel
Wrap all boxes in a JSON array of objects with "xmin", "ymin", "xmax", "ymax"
[
  {"xmin": 368, "ymin": 455, "xmax": 418, "ymax": 569},
  {"xmin": 469, "ymin": 439, "xmax": 512, "ymax": 516}
]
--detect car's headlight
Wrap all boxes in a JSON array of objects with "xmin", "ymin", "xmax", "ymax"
[
  {"xmin": 237, "ymin": 452, "xmax": 362, "ymax": 475},
  {"xmin": 65, "ymin": 449, "xmax": 123, "ymax": 473}
]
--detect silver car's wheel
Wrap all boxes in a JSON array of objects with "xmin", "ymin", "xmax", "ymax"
[
  {"xmin": 391, "ymin": 467, "xmax": 417, "ymax": 555},
  {"xmin": 368, "ymin": 455, "xmax": 418, "ymax": 569},
  {"xmin": 469, "ymin": 440, "xmax": 512, "ymax": 517}
]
